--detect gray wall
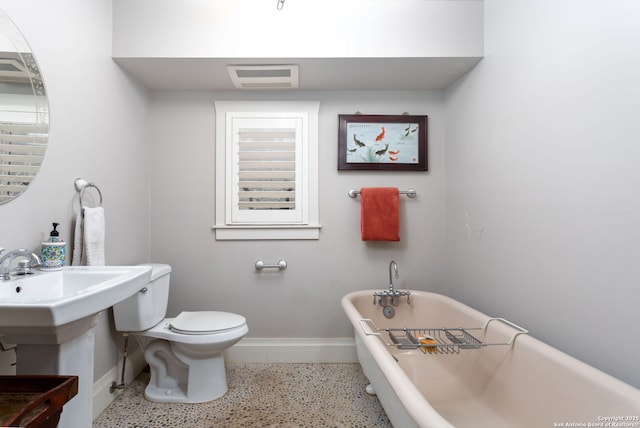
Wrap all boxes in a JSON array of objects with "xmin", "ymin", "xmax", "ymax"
[
  {"xmin": 444, "ymin": 0, "xmax": 640, "ymax": 388},
  {"xmin": 149, "ymin": 91, "xmax": 447, "ymax": 337},
  {"xmin": 0, "ymin": 0, "xmax": 150, "ymax": 378},
  {"xmin": 2, "ymin": 0, "xmax": 640, "ymax": 394}
]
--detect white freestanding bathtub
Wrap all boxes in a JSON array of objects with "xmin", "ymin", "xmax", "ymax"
[{"xmin": 342, "ymin": 290, "xmax": 640, "ymax": 428}]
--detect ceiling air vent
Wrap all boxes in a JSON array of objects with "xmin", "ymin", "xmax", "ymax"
[{"xmin": 227, "ymin": 65, "xmax": 299, "ymax": 89}]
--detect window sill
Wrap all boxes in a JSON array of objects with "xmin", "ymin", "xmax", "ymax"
[{"xmin": 213, "ymin": 224, "xmax": 321, "ymax": 240}]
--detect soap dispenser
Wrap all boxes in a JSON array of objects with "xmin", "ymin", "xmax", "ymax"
[{"xmin": 41, "ymin": 222, "xmax": 66, "ymax": 270}]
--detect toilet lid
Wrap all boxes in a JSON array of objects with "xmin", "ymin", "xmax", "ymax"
[{"xmin": 170, "ymin": 311, "xmax": 246, "ymax": 335}]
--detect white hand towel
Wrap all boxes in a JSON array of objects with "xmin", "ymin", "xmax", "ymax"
[
  {"xmin": 83, "ymin": 207, "xmax": 105, "ymax": 266},
  {"xmin": 72, "ymin": 210, "xmax": 83, "ymax": 266}
]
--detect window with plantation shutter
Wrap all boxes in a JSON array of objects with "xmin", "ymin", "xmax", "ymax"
[{"xmin": 214, "ymin": 101, "xmax": 320, "ymax": 240}]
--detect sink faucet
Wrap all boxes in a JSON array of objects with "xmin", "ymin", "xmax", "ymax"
[
  {"xmin": 373, "ymin": 260, "xmax": 410, "ymax": 306},
  {"xmin": 0, "ymin": 248, "xmax": 42, "ymax": 280}
]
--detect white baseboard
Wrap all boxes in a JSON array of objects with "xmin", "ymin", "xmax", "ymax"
[
  {"xmin": 93, "ymin": 337, "xmax": 357, "ymax": 419},
  {"xmin": 224, "ymin": 337, "xmax": 357, "ymax": 363},
  {"xmin": 92, "ymin": 347, "xmax": 146, "ymax": 419}
]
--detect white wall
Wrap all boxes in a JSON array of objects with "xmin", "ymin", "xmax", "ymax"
[
  {"xmin": 113, "ymin": 0, "xmax": 482, "ymax": 59},
  {"xmin": 149, "ymin": 91, "xmax": 446, "ymax": 337},
  {"xmin": 0, "ymin": 0, "xmax": 150, "ymax": 380},
  {"xmin": 445, "ymin": 0, "xmax": 640, "ymax": 388}
]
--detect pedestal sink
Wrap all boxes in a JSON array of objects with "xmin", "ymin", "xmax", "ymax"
[{"xmin": 0, "ymin": 265, "xmax": 152, "ymax": 428}]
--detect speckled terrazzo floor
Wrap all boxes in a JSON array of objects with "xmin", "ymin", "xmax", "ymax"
[{"xmin": 93, "ymin": 363, "xmax": 392, "ymax": 427}]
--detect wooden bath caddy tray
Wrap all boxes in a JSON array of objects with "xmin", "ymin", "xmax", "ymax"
[
  {"xmin": 0, "ymin": 375, "xmax": 78, "ymax": 428},
  {"xmin": 360, "ymin": 317, "xmax": 528, "ymax": 355}
]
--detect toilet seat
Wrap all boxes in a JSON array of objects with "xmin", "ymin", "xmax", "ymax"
[
  {"xmin": 137, "ymin": 312, "xmax": 248, "ymax": 345},
  {"xmin": 170, "ymin": 311, "xmax": 246, "ymax": 335}
]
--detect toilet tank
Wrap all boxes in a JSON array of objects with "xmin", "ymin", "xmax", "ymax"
[{"xmin": 112, "ymin": 263, "xmax": 172, "ymax": 331}]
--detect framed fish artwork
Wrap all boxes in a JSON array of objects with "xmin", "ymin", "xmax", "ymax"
[{"xmin": 338, "ymin": 114, "xmax": 428, "ymax": 171}]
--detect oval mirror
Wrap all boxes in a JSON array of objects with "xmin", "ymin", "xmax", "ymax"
[{"xmin": 0, "ymin": 10, "xmax": 49, "ymax": 204}]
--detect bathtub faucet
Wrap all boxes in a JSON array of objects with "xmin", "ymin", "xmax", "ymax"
[
  {"xmin": 389, "ymin": 260, "xmax": 399, "ymax": 292},
  {"xmin": 373, "ymin": 260, "xmax": 411, "ymax": 306}
]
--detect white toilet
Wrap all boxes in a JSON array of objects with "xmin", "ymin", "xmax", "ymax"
[{"xmin": 112, "ymin": 263, "xmax": 248, "ymax": 403}]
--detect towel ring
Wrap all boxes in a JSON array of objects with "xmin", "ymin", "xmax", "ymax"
[{"xmin": 74, "ymin": 178, "xmax": 103, "ymax": 208}]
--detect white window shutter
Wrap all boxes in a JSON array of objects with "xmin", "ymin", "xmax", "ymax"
[
  {"xmin": 214, "ymin": 101, "xmax": 320, "ymax": 240},
  {"xmin": 231, "ymin": 116, "xmax": 304, "ymax": 223}
]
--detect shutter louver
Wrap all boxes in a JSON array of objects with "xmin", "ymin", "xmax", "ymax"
[{"xmin": 237, "ymin": 128, "xmax": 296, "ymax": 211}]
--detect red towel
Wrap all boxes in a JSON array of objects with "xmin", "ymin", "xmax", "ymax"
[{"xmin": 360, "ymin": 187, "xmax": 400, "ymax": 241}]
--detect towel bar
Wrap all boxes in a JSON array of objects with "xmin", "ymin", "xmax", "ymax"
[{"xmin": 348, "ymin": 188, "xmax": 416, "ymax": 199}]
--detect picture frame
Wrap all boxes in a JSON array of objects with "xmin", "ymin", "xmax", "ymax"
[{"xmin": 338, "ymin": 114, "xmax": 428, "ymax": 171}]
